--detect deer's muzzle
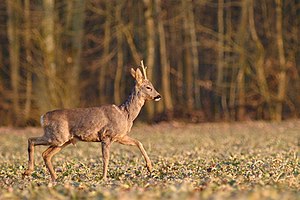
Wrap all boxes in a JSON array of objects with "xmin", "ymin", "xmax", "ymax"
[{"xmin": 154, "ymin": 95, "xmax": 161, "ymax": 101}]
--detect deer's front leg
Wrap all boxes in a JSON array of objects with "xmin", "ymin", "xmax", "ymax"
[
  {"xmin": 117, "ymin": 136, "xmax": 152, "ymax": 172},
  {"xmin": 101, "ymin": 139, "xmax": 111, "ymax": 180}
]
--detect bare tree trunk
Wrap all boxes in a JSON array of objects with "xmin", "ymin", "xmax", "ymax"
[
  {"xmin": 143, "ymin": 0, "xmax": 156, "ymax": 120},
  {"xmin": 99, "ymin": 0, "xmax": 111, "ymax": 104},
  {"xmin": 275, "ymin": 0, "xmax": 287, "ymax": 121},
  {"xmin": 236, "ymin": 68, "xmax": 245, "ymax": 120},
  {"xmin": 24, "ymin": 0, "xmax": 33, "ymax": 122},
  {"xmin": 65, "ymin": 0, "xmax": 73, "ymax": 30},
  {"xmin": 181, "ymin": 0, "xmax": 194, "ymax": 112},
  {"xmin": 156, "ymin": 0, "xmax": 173, "ymax": 114},
  {"xmin": 216, "ymin": 0, "xmax": 224, "ymax": 89},
  {"xmin": 217, "ymin": 0, "xmax": 229, "ymax": 120},
  {"xmin": 114, "ymin": 3, "xmax": 123, "ymax": 105},
  {"xmin": 7, "ymin": 0, "xmax": 21, "ymax": 124},
  {"xmin": 185, "ymin": 50, "xmax": 193, "ymax": 112},
  {"xmin": 249, "ymin": 0, "xmax": 272, "ymax": 119},
  {"xmin": 227, "ymin": 5, "xmax": 237, "ymax": 120},
  {"xmin": 42, "ymin": 0, "xmax": 58, "ymax": 109},
  {"xmin": 186, "ymin": 0, "xmax": 200, "ymax": 109},
  {"xmin": 236, "ymin": 0, "xmax": 249, "ymax": 121},
  {"xmin": 69, "ymin": 0, "xmax": 85, "ymax": 107}
]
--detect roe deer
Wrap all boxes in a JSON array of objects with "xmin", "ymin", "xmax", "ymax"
[{"xmin": 23, "ymin": 61, "xmax": 161, "ymax": 182}]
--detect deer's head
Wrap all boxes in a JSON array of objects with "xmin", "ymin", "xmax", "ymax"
[{"xmin": 131, "ymin": 61, "xmax": 161, "ymax": 102}]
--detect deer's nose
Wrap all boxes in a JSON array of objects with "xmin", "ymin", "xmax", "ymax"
[{"xmin": 154, "ymin": 95, "xmax": 161, "ymax": 101}]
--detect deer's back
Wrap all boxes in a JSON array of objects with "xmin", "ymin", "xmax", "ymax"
[{"xmin": 41, "ymin": 105, "xmax": 129, "ymax": 145}]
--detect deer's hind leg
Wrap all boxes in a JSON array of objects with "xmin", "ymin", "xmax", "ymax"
[
  {"xmin": 23, "ymin": 136, "xmax": 51, "ymax": 177},
  {"xmin": 42, "ymin": 140, "xmax": 72, "ymax": 182},
  {"xmin": 101, "ymin": 138, "xmax": 111, "ymax": 180}
]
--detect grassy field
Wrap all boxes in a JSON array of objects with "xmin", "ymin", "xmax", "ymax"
[{"xmin": 0, "ymin": 121, "xmax": 299, "ymax": 199}]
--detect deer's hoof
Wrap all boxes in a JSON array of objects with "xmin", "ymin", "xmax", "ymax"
[
  {"xmin": 22, "ymin": 169, "xmax": 32, "ymax": 178},
  {"xmin": 146, "ymin": 164, "xmax": 153, "ymax": 173},
  {"xmin": 50, "ymin": 175, "xmax": 58, "ymax": 183},
  {"xmin": 48, "ymin": 181, "xmax": 57, "ymax": 187},
  {"xmin": 101, "ymin": 176, "xmax": 107, "ymax": 182}
]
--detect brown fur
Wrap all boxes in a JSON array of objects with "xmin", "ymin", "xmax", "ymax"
[{"xmin": 23, "ymin": 67, "xmax": 161, "ymax": 182}]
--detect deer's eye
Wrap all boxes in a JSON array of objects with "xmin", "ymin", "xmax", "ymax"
[{"xmin": 146, "ymin": 86, "xmax": 152, "ymax": 91}]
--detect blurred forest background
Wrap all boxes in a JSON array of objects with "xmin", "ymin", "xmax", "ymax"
[{"xmin": 0, "ymin": 0, "xmax": 299, "ymax": 126}]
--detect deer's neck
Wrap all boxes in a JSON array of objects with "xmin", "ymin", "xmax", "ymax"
[{"xmin": 119, "ymin": 86, "xmax": 145, "ymax": 122}]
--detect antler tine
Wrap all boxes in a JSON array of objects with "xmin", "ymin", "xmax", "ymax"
[{"xmin": 140, "ymin": 60, "xmax": 148, "ymax": 79}]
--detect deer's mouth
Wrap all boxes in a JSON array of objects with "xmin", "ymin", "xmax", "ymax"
[{"xmin": 154, "ymin": 95, "xmax": 161, "ymax": 101}]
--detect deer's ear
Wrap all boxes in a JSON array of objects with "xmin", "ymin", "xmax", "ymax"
[
  {"xmin": 130, "ymin": 68, "xmax": 136, "ymax": 79},
  {"xmin": 135, "ymin": 68, "xmax": 144, "ymax": 84}
]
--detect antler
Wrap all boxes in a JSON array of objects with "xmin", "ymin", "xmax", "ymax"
[{"xmin": 140, "ymin": 60, "xmax": 148, "ymax": 80}]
